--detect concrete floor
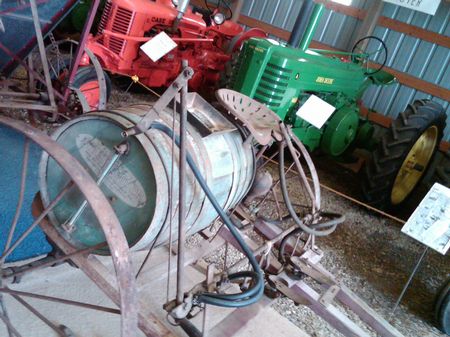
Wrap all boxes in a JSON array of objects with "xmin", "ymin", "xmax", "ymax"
[
  {"xmin": 1, "ymin": 248, "xmax": 308, "ymax": 337},
  {"xmin": 2, "ymin": 86, "xmax": 447, "ymax": 337}
]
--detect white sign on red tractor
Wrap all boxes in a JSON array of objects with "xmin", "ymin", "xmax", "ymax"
[{"xmin": 382, "ymin": 0, "xmax": 441, "ymax": 15}]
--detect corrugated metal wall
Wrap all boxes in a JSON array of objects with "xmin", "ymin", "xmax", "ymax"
[{"xmin": 239, "ymin": 0, "xmax": 450, "ymax": 141}]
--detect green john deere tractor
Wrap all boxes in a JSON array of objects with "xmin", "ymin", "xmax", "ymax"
[{"xmin": 228, "ymin": 1, "xmax": 447, "ymax": 210}]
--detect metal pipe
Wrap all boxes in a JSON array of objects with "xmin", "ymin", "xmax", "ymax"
[
  {"xmin": 29, "ymin": 0, "xmax": 56, "ymax": 112},
  {"xmin": 173, "ymin": 0, "xmax": 190, "ymax": 31},
  {"xmin": 1, "ymin": 139, "xmax": 29, "ymax": 264},
  {"xmin": 64, "ymin": 0, "xmax": 102, "ymax": 103},
  {"xmin": 287, "ymin": 0, "xmax": 315, "ymax": 48},
  {"xmin": 63, "ymin": 151, "xmax": 121, "ymax": 232},
  {"xmin": 0, "ymin": 91, "xmax": 41, "ymax": 99},
  {"xmin": 176, "ymin": 60, "xmax": 189, "ymax": 305},
  {"xmin": 231, "ymin": 0, "xmax": 244, "ymax": 22},
  {"xmin": 299, "ymin": 4, "xmax": 325, "ymax": 51}
]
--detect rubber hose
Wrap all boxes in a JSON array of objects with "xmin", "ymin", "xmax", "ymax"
[
  {"xmin": 311, "ymin": 212, "xmax": 345, "ymax": 229},
  {"xmin": 280, "ymin": 123, "xmax": 320, "ymax": 211},
  {"xmin": 151, "ymin": 122, "xmax": 264, "ymax": 308},
  {"xmin": 278, "ymin": 141, "xmax": 338, "ymax": 236}
]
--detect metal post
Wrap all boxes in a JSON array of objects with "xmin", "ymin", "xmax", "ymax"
[
  {"xmin": 287, "ymin": 0, "xmax": 315, "ymax": 48},
  {"xmin": 29, "ymin": 0, "xmax": 56, "ymax": 111},
  {"xmin": 298, "ymin": 4, "xmax": 325, "ymax": 51},
  {"xmin": 231, "ymin": 0, "xmax": 244, "ymax": 23},
  {"xmin": 351, "ymin": 1, "xmax": 384, "ymax": 51},
  {"xmin": 176, "ymin": 60, "xmax": 189, "ymax": 305},
  {"xmin": 63, "ymin": 142, "xmax": 128, "ymax": 232},
  {"xmin": 173, "ymin": 0, "xmax": 190, "ymax": 31},
  {"xmin": 64, "ymin": 0, "xmax": 102, "ymax": 102},
  {"xmin": 391, "ymin": 246, "xmax": 429, "ymax": 316}
]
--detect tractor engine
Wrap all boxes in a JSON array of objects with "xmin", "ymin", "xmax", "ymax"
[{"xmin": 85, "ymin": 0, "xmax": 265, "ymax": 94}]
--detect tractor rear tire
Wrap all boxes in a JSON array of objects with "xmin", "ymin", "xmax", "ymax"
[
  {"xmin": 72, "ymin": 65, "xmax": 112, "ymax": 109},
  {"xmin": 362, "ymin": 100, "xmax": 446, "ymax": 210},
  {"xmin": 435, "ymin": 279, "xmax": 450, "ymax": 335}
]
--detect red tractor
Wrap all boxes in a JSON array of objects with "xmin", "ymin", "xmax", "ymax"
[{"xmin": 83, "ymin": 0, "xmax": 266, "ymax": 96}]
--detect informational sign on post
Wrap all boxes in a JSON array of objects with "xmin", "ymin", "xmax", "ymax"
[
  {"xmin": 383, "ymin": 0, "xmax": 441, "ymax": 16},
  {"xmin": 401, "ymin": 183, "xmax": 450, "ymax": 255}
]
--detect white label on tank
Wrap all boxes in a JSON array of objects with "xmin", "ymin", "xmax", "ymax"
[{"xmin": 76, "ymin": 134, "xmax": 147, "ymax": 208}]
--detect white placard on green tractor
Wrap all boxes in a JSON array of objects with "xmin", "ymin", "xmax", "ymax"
[{"xmin": 296, "ymin": 94, "xmax": 336, "ymax": 129}]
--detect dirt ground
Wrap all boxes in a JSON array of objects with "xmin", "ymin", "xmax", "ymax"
[{"xmin": 271, "ymin": 157, "xmax": 449, "ymax": 337}]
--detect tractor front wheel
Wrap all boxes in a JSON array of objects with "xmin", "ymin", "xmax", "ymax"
[
  {"xmin": 362, "ymin": 100, "xmax": 446, "ymax": 210},
  {"xmin": 72, "ymin": 65, "xmax": 112, "ymax": 111}
]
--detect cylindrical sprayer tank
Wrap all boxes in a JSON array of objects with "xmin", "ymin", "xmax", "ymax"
[{"xmin": 39, "ymin": 93, "xmax": 255, "ymax": 252}]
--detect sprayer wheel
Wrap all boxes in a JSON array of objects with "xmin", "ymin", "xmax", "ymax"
[{"xmin": 361, "ymin": 99, "xmax": 446, "ymax": 210}]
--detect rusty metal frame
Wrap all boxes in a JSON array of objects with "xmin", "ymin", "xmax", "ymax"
[
  {"xmin": 255, "ymin": 219, "xmax": 404, "ymax": 337},
  {"xmin": 0, "ymin": 116, "xmax": 138, "ymax": 337},
  {"xmin": 0, "ymin": 0, "xmax": 104, "ymax": 120}
]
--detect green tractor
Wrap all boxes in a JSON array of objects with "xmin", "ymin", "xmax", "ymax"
[{"xmin": 228, "ymin": 1, "xmax": 446, "ymax": 210}]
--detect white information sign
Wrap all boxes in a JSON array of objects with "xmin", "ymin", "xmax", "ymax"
[
  {"xmin": 296, "ymin": 95, "xmax": 336, "ymax": 129},
  {"xmin": 383, "ymin": 0, "xmax": 441, "ymax": 16},
  {"xmin": 140, "ymin": 31, "xmax": 177, "ymax": 62},
  {"xmin": 401, "ymin": 183, "xmax": 450, "ymax": 255}
]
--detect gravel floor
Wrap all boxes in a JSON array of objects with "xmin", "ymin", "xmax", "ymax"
[
  {"xmin": 6, "ymin": 83, "xmax": 447, "ymax": 337},
  {"xmin": 105, "ymin": 85, "xmax": 449, "ymax": 337}
]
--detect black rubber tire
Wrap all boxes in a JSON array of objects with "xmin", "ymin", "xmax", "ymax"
[
  {"xmin": 435, "ymin": 280, "xmax": 450, "ymax": 335},
  {"xmin": 73, "ymin": 65, "xmax": 112, "ymax": 101},
  {"xmin": 361, "ymin": 99, "xmax": 446, "ymax": 210},
  {"xmin": 433, "ymin": 150, "xmax": 450, "ymax": 187}
]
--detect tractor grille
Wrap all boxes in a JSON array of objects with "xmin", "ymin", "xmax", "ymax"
[
  {"xmin": 254, "ymin": 63, "xmax": 290, "ymax": 109},
  {"xmin": 109, "ymin": 6, "xmax": 133, "ymax": 55},
  {"xmin": 97, "ymin": 0, "xmax": 112, "ymax": 37}
]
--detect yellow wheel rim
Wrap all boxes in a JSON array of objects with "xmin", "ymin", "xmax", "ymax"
[{"xmin": 391, "ymin": 126, "xmax": 438, "ymax": 205}]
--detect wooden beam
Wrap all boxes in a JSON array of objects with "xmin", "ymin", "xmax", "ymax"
[
  {"xmin": 378, "ymin": 16, "xmax": 450, "ymax": 49},
  {"xmin": 314, "ymin": 1, "xmax": 450, "ymax": 49},
  {"xmin": 238, "ymin": 14, "xmax": 291, "ymax": 40},
  {"xmin": 315, "ymin": 0, "xmax": 365, "ymax": 19},
  {"xmin": 380, "ymin": 65, "xmax": 450, "ymax": 101}
]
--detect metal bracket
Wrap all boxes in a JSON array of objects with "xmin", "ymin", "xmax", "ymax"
[
  {"xmin": 268, "ymin": 273, "xmax": 310, "ymax": 305},
  {"xmin": 319, "ymin": 284, "xmax": 340, "ymax": 307},
  {"xmin": 122, "ymin": 65, "xmax": 194, "ymax": 137}
]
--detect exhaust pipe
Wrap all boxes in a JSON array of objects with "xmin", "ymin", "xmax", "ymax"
[
  {"xmin": 288, "ymin": 0, "xmax": 315, "ymax": 48},
  {"xmin": 173, "ymin": 0, "xmax": 190, "ymax": 31}
]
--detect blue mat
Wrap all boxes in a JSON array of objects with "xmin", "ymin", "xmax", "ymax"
[{"xmin": 0, "ymin": 125, "xmax": 52, "ymax": 262}]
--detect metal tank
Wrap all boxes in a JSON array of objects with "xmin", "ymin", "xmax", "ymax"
[{"xmin": 39, "ymin": 93, "xmax": 255, "ymax": 251}]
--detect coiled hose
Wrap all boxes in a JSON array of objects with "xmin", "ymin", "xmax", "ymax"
[{"xmin": 151, "ymin": 122, "xmax": 264, "ymax": 308}]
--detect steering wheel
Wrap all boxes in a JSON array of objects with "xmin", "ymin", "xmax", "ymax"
[
  {"xmin": 192, "ymin": 5, "xmax": 213, "ymax": 26},
  {"xmin": 351, "ymin": 36, "xmax": 388, "ymax": 75},
  {"xmin": 204, "ymin": 0, "xmax": 233, "ymax": 20}
]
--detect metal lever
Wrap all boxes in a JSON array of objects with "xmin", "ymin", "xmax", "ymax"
[
  {"xmin": 62, "ymin": 142, "xmax": 129, "ymax": 232},
  {"xmin": 122, "ymin": 65, "xmax": 194, "ymax": 138}
]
